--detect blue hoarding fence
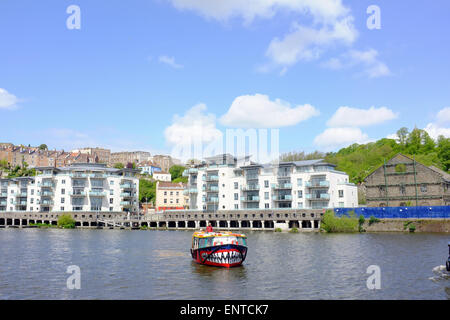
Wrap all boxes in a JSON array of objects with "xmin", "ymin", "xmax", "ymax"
[{"xmin": 334, "ymin": 206, "xmax": 450, "ymax": 219}]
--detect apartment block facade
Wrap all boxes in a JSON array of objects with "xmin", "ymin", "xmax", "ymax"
[
  {"xmin": 183, "ymin": 154, "xmax": 358, "ymax": 211},
  {"xmin": 155, "ymin": 181, "xmax": 188, "ymax": 211},
  {"xmin": 0, "ymin": 163, "xmax": 139, "ymax": 213},
  {"xmin": 110, "ymin": 151, "xmax": 151, "ymax": 166}
]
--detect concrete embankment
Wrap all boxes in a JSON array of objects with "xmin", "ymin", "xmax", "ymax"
[{"xmin": 363, "ymin": 219, "xmax": 450, "ymax": 233}]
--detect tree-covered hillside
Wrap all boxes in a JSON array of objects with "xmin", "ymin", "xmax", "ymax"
[{"xmin": 281, "ymin": 127, "xmax": 450, "ymax": 184}]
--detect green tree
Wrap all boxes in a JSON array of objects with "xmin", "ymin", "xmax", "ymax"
[
  {"xmin": 139, "ymin": 179, "xmax": 156, "ymax": 203},
  {"xmin": 57, "ymin": 214, "xmax": 76, "ymax": 228},
  {"xmin": 113, "ymin": 163, "xmax": 124, "ymax": 169},
  {"xmin": 38, "ymin": 144, "xmax": 48, "ymax": 150},
  {"xmin": 169, "ymin": 165, "xmax": 186, "ymax": 180}
]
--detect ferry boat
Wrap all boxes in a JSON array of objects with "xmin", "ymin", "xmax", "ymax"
[{"xmin": 190, "ymin": 231, "xmax": 248, "ymax": 268}]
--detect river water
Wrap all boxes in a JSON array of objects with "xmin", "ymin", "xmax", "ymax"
[{"xmin": 0, "ymin": 228, "xmax": 448, "ymax": 300}]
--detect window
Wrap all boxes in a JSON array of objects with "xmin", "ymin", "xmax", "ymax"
[
  {"xmin": 110, "ymin": 198, "xmax": 113, "ymax": 204},
  {"xmin": 264, "ymin": 192, "xmax": 269, "ymax": 200},
  {"xmin": 234, "ymin": 193, "xmax": 238, "ymax": 200},
  {"xmin": 399, "ymin": 185, "xmax": 406, "ymax": 195},
  {"xmin": 338, "ymin": 190, "xmax": 344, "ymax": 198},
  {"xmin": 31, "ymin": 189, "xmax": 34, "ymax": 195},
  {"xmin": 298, "ymin": 190, "xmax": 303, "ymax": 198},
  {"xmin": 234, "ymin": 182, "xmax": 238, "ymax": 190},
  {"xmin": 170, "ymin": 191, "xmax": 173, "ymax": 196},
  {"xmin": 61, "ymin": 198, "xmax": 65, "ymax": 204},
  {"xmin": 110, "ymin": 180, "xmax": 114, "ymax": 185},
  {"xmin": 62, "ymin": 180, "xmax": 65, "ymax": 184},
  {"xmin": 420, "ymin": 184, "xmax": 427, "ymax": 193},
  {"xmin": 264, "ymin": 180, "xmax": 269, "ymax": 188},
  {"xmin": 61, "ymin": 206, "xmax": 64, "ymax": 211},
  {"xmin": 110, "ymin": 207, "xmax": 113, "ymax": 211},
  {"xmin": 297, "ymin": 202, "xmax": 303, "ymax": 208},
  {"xmin": 164, "ymin": 191, "xmax": 167, "ymax": 196},
  {"xmin": 110, "ymin": 190, "xmax": 113, "ymax": 195},
  {"xmin": 61, "ymin": 188, "xmax": 65, "ymax": 195},
  {"xmin": 176, "ymin": 191, "xmax": 179, "ymax": 196},
  {"xmin": 265, "ymin": 203, "xmax": 269, "ymax": 209},
  {"xmin": 164, "ymin": 199, "xmax": 167, "ymax": 204},
  {"xmin": 176, "ymin": 199, "xmax": 179, "ymax": 203},
  {"xmin": 297, "ymin": 178, "xmax": 302, "ymax": 187},
  {"xmin": 30, "ymin": 198, "xmax": 34, "ymax": 204}
]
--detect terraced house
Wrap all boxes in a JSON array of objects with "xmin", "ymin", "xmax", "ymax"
[
  {"xmin": 183, "ymin": 154, "xmax": 358, "ymax": 211},
  {"xmin": 0, "ymin": 163, "xmax": 139, "ymax": 213},
  {"xmin": 364, "ymin": 153, "xmax": 450, "ymax": 207}
]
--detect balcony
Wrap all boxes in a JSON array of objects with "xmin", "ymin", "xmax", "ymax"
[
  {"xmin": 120, "ymin": 201, "xmax": 134, "ymax": 207},
  {"xmin": 70, "ymin": 173, "xmax": 88, "ymax": 178},
  {"xmin": 16, "ymin": 192, "xmax": 28, "ymax": 197},
  {"xmin": 41, "ymin": 191, "xmax": 54, "ymax": 197},
  {"xmin": 89, "ymin": 173, "xmax": 106, "ymax": 179},
  {"xmin": 246, "ymin": 174, "xmax": 259, "ymax": 180},
  {"xmin": 306, "ymin": 193, "xmax": 330, "ymax": 200},
  {"xmin": 188, "ymin": 188, "xmax": 198, "ymax": 194},
  {"xmin": 69, "ymin": 191, "xmax": 86, "ymax": 197},
  {"xmin": 120, "ymin": 183, "xmax": 134, "ymax": 189},
  {"xmin": 272, "ymin": 183, "xmax": 292, "ymax": 190},
  {"xmin": 40, "ymin": 181, "xmax": 55, "ymax": 188},
  {"xmin": 241, "ymin": 185, "xmax": 260, "ymax": 191},
  {"xmin": 40, "ymin": 200, "xmax": 54, "ymax": 205},
  {"xmin": 121, "ymin": 192, "xmax": 134, "ymax": 198},
  {"xmin": 241, "ymin": 196, "xmax": 260, "ymax": 202},
  {"xmin": 89, "ymin": 191, "xmax": 106, "ymax": 197},
  {"xmin": 0, "ymin": 192, "xmax": 7, "ymax": 197},
  {"xmin": 205, "ymin": 197, "xmax": 219, "ymax": 204},
  {"xmin": 0, "ymin": 201, "xmax": 6, "ymax": 206},
  {"xmin": 15, "ymin": 200, "xmax": 27, "ymax": 206},
  {"xmin": 272, "ymin": 195, "xmax": 293, "ymax": 201},
  {"xmin": 305, "ymin": 180, "xmax": 330, "ymax": 188},
  {"xmin": 206, "ymin": 186, "xmax": 219, "ymax": 192},
  {"xmin": 205, "ymin": 176, "xmax": 219, "ymax": 182}
]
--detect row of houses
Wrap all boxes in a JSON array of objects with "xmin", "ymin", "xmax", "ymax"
[{"xmin": 0, "ymin": 143, "xmax": 180, "ymax": 174}]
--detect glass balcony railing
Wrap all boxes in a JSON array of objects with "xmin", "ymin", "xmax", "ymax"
[
  {"xmin": 89, "ymin": 191, "xmax": 106, "ymax": 197},
  {"xmin": 120, "ymin": 192, "xmax": 134, "ymax": 197},
  {"xmin": 69, "ymin": 191, "xmax": 86, "ymax": 196},
  {"xmin": 120, "ymin": 183, "xmax": 134, "ymax": 189},
  {"xmin": 305, "ymin": 181, "xmax": 330, "ymax": 188},
  {"xmin": 306, "ymin": 193, "xmax": 330, "ymax": 200},
  {"xmin": 272, "ymin": 183, "xmax": 292, "ymax": 189},
  {"xmin": 207, "ymin": 186, "xmax": 219, "ymax": 192},
  {"xmin": 120, "ymin": 201, "xmax": 133, "ymax": 206},
  {"xmin": 16, "ymin": 192, "xmax": 27, "ymax": 197},
  {"xmin": 0, "ymin": 192, "xmax": 7, "ymax": 197},
  {"xmin": 40, "ymin": 181, "xmax": 55, "ymax": 187},
  {"xmin": 272, "ymin": 195, "xmax": 293, "ymax": 201},
  {"xmin": 40, "ymin": 200, "xmax": 54, "ymax": 205},
  {"xmin": 90, "ymin": 173, "xmax": 106, "ymax": 179},
  {"xmin": 70, "ymin": 173, "xmax": 88, "ymax": 178},
  {"xmin": 241, "ymin": 185, "xmax": 260, "ymax": 191},
  {"xmin": 241, "ymin": 196, "xmax": 260, "ymax": 202},
  {"xmin": 41, "ymin": 191, "xmax": 54, "ymax": 197},
  {"xmin": 205, "ymin": 176, "xmax": 219, "ymax": 182}
]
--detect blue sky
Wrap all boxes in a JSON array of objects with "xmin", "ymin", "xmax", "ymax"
[{"xmin": 1, "ymin": 0, "xmax": 449, "ymax": 160}]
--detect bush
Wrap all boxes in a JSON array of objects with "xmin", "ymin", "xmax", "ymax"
[
  {"xmin": 57, "ymin": 214, "xmax": 76, "ymax": 229},
  {"xmin": 369, "ymin": 216, "xmax": 380, "ymax": 226},
  {"xmin": 409, "ymin": 224, "xmax": 416, "ymax": 232},
  {"xmin": 321, "ymin": 210, "xmax": 359, "ymax": 233},
  {"xmin": 289, "ymin": 227, "xmax": 299, "ymax": 233},
  {"xmin": 274, "ymin": 228, "xmax": 282, "ymax": 232},
  {"xmin": 358, "ymin": 215, "xmax": 366, "ymax": 232}
]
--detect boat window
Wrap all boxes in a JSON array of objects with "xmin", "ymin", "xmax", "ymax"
[
  {"xmin": 207, "ymin": 237, "xmax": 213, "ymax": 247},
  {"xmin": 237, "ymin": 237, "xmax": 247, "ymax": 246},
  {"xmin": 200, "ymin": 238, "xmax": 207, "ymax": 248}
]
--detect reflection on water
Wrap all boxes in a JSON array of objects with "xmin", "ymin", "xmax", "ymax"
[{"xmin": 0, "ymin": 229, "xmax": 448, "ymax": 299}]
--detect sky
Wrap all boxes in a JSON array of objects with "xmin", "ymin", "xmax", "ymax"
[{"xmin": 1, "ymin": 0, "xmax": 450, "ymax": 161}]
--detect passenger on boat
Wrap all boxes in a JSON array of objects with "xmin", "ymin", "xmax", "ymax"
[{"xmin": 206, "ymin": 223, "xmax": 213, "ymax": 233}]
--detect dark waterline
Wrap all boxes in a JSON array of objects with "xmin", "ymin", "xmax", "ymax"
[{"xmin": 0, "ymin": 229, "xmax": 448, "ymax": 299}]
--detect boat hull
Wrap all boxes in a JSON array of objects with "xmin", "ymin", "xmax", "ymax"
[{"xmin": 191, "ymin": 244, "xmax": 247, "ymax": 268}]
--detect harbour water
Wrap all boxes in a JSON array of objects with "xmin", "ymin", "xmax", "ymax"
[{"xmin": 0, "ymin": 229, "xmax": 448, "ymax": 299}]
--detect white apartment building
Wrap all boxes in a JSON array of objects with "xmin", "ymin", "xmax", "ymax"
[
  {"xmin": 183, "ymin": 154, "xmax": 358, "ymax": 211},
  {"xmin": 0, "ymin": 163, "xmax": 139, "ymax": 213},
  {"xmin": 153, "ymin": 171, "xmax": 171, "ymax": 182}
]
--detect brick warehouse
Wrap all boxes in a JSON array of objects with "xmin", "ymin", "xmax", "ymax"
[{"xmin": 364, "ymin": 153, "xmax": 450, "ymax": 207}]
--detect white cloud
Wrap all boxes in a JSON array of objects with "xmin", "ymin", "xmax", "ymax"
[
  {"xmin": 167, "ymin": 0, "xmax": 350, "ymax": 25},
  {"xmin": 424, "ymin": 123, "xmax": 450, "ymax": 139},
  {"xmin": 327, "ymin": 106, "xmax": 398, "ymax": 127},
  {"xmin": 322, "ymin": 49, "xmax": 391, "ymax": 78},
  {"xmin": 313, "ymin": 127, "xmax": 370, "ymax": 150},
  {"xmin": 423, "ymin": 107, "xmax": 450, "ymax": 139},
  {"xmin": 265, "ymin": 17, "xmax": 357, "ymax": 68},
  {"xmin": 436, "ymin": 107, "xmax": 450, "ymax": 124},
  {"xmin": 219, "ymin": 94, "xmax": 319, "ymax": 128},
  {"xmin": 165, "ymin": 103, "xmax": 223, "ymax": 146},
  {"xmin": 0, "ymin": 88, "xmax": 20, "ymax": 110},
  {"xmin": 158, "ymin": 55, "xmax": 184, "ymax": 69}
]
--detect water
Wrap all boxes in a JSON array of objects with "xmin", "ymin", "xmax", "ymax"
[{"xmin": 0, "ymin": 229, "xmax": 448, "ymax": 299}]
